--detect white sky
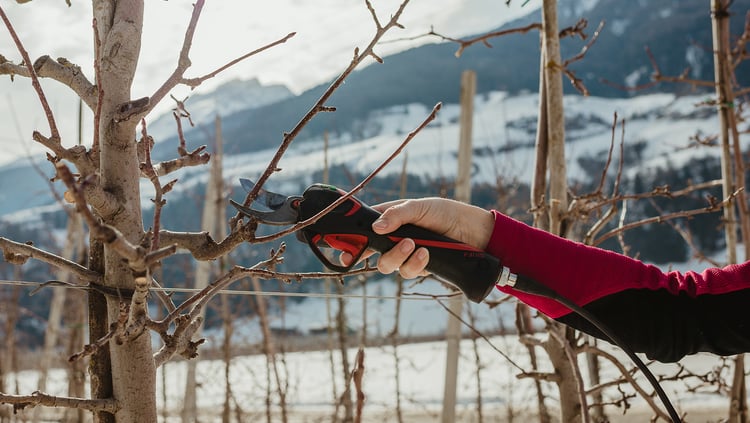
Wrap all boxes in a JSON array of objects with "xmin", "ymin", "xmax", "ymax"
[{"xmin": 0, "ymin": 0, "xmax": 540, "ymax": 166}]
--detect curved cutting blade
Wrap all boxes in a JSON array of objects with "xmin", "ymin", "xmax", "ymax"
[
  {"xmin": 240, "ymin": 178, "xmax": 289, "ymax": 210},
  {"xmin": 233, "ymin": 178, "xmax": 302, "ymax": 225}
]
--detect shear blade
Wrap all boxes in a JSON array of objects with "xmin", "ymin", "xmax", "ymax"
[
  {"xmin": 240, "ymin": 178, "xmax": 290, "ymax": 210},
  {"xmin": 232, "ymin": 178, "xmax": 301, "ymax": 225}
]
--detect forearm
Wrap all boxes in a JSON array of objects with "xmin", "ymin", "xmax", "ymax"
[{"xmin": 486, "ymin": 211, "xmax": 750, "ymax": 361}]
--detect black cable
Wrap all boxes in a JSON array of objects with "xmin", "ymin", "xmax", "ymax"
[{"xmin": 509, "ymin": 273, "xmax": 683, "ymax": 423}]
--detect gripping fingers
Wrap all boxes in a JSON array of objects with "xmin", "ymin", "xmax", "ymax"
[{"xmin": 377, "ymin": 238, "xmax": 430, "ymax": 279}]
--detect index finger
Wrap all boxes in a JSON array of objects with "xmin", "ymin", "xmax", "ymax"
[{"xmin": 371, "ymin": 199, "xmax": 406, "ymax": 213}]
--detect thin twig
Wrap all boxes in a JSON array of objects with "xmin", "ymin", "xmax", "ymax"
[
  {"xmin": 0, "ymin": 5, "xmax": 60, "ymax": 140},
  {"xmin": 561, "ymin": 20, "xmax": 606, "ymax": 95},
  {"xmin": 425, "ymin": 22, "xmax": 542, "ymax": 58},
  {"xmin": 242, "ymin": 0, "xmax": 412, "ymax": 216},
  {"xmin": 180, "ymin": 32, "xmax": 296, "ymax": 88},
  {"xmin": 147, "ymin": 0, "xmax": 206, "ymax": 111},
  {"xmin": 253, "ymin": 102, "xmax": 441, "ymax": 243},
  {"xmin": 69, "ymin": 301, "xmax": 129, "ymax": 362},
  {"xmin": 435, "ymin": 297, "xmax": 528, "ymax": 374},
  {"xmin": 593, "ymin": 189, "xmax": 742, "ymax": 246}
]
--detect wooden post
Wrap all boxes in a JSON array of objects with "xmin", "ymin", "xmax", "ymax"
[
  {"xmin": 711, "ymin": 0, "xmax": 737, "ymax": 265},
  {"xmin": 542, "ymin": 0, "xmax": 568, "ymax": 236},
  {"xmin": 183, "ymin": 115, "xmax": 225, "ymax": 422},
  {"xmin": 441, "ymin": 69, "xmax": 476, "ymax": 423}
]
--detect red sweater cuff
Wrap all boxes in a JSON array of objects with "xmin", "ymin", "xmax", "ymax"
[{"xmin": 486, "ymin": 211, "xmax": 573, "ymax": 317}]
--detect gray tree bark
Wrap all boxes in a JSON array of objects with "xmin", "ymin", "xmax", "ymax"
[{"xmin": 93, "ymin": 2, "xmax": 157, "ymax": 421}]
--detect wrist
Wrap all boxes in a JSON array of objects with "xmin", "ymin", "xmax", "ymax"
[{"xmin": 457, "ymin": 204, "xmax": 494, "ymax": 250}]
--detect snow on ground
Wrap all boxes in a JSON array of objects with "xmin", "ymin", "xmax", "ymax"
[
  {"xmin": 8, "ymin": 330, "xmax": 739, "ymax": 421},
  {"xmin": 6, "ymin": 250, "xmax": 745, "ymax": 421}
]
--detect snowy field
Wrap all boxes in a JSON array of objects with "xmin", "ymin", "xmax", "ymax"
[
  {"xmin": 6, "ymin": 331, "xmax": 738, "ymax": 422},
  {"xmin": 5, "ymin": 276, "xmax": 745, "ymax": 422}
]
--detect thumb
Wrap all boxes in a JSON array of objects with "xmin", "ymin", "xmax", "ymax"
[{"xmin": 372, "ymin": 200, "xmax": 427, "ymax": 234}]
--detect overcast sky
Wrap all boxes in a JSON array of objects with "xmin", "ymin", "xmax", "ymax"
[{"xmin": 0, "ymin": 0, "xmax": 539, "ymax": 166}]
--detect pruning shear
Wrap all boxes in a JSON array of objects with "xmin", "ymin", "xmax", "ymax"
[{"xmin": 230, "ymin": 178, "xmax": 502, "ymax": 302}]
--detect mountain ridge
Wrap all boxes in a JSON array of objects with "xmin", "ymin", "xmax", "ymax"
[{"xmin": 152, "ymin": 0, "xmax": 749, "ymax": 159}]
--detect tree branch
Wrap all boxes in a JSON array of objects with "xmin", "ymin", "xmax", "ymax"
[
  {"xmin": 158, "ymin": 221, "xmax": 256, "ymax": 261},
  {"xmin": 0, "ymin": 392, "xmax": 119, "ymax": 415},
  {"xmin": 145, "ymin": 0, "xmax": 204, "ymax": 110},
  {"xmin": 427, "ymin": 22, "xmax": 542, "ymax": 58},
  {"xmin": 593, "ymin": 188, "xmax": 740, "ymax": 246},
  {"xmin": 152, "ymin": 314, "xmax": 204, "ymax": 367},
  {"xmin": 240, "ymin": 0, "xmax": 412, "ymax": 219},
  {"xmin": 153, "ymin": 251, "xmax": 375, "ymax": 333},
  {"xmin": 118, "ymin": 276, "xmax": 150, "ymax": 343},
  {"xmin": 145, "ymin": 2, "xmax": 294, "ymax": 117},
  {"xmin": 0, "ymin": 5, "xmax": 60, "ymax": 140},
  {"xmin": 179, "ymin": 32, "xmax": 296, "ymax": 89},
  {"xmin": 561, "ymin": 20, "xmax": 605, "ymax": 95},
  {"xmin": 56, "ymin": 163, "xmax": 170, "ymax": 272},
  {"xmin": 253, "ymin": 102, "xmax": 441, "ymax": 243},
  {"xmin": 0, "ymin": 55, "xmax": 97, "ymax": 109},
  {"xmin": 0, "ymin": 237, "xmax": 102, "ymax": 284}
]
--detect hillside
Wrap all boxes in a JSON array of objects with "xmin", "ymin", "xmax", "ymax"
[{"xmin": 153, "ymin": 0, "xmax": 750, "ymax": 158}]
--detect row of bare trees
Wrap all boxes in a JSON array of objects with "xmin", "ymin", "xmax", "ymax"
[{"xmin": 0, "ymin": 0, "xmax": 749, "ymax": 422}]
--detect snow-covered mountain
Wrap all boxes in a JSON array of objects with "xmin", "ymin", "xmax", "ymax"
[
  {"xmin": 145, "ymin": 78, "xmax": 293, "ymax": 142},
  {"xmin": 151, "ymin": 91, "xmax": 728, "ymax": 202},
  {"xmin": 4, "ymin": 0, "xmax": 749, "ymax": 219},
  {"xmin": 0, "ymin": 89, "xmax": 735, "ymax": 224}
]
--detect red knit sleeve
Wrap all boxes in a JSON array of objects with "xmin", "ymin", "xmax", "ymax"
[{"xmin": 485, "ymin": 211, "xmax": 750, "ymax": 318}]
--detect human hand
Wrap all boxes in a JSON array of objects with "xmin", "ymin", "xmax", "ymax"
[{"xmin": 341, "ymin": 198, "xmax": 495, "ymax": 279}]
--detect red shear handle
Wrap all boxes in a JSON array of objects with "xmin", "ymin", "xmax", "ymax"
[
  {"xmin": 299, "ymin": 184, "xmax": 502, "ymax": 302},
  {"xmin": 310, "ymin": 233, "xmax": 370, "ymax": 265}
]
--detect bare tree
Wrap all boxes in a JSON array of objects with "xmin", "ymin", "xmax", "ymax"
[
  {"xmin": 0, "ymin": 0, "xmax": 423, "ymax": 421},
  {"xmin": 710, "ymin": 1, "xmax": 748, "ymax": 421}
]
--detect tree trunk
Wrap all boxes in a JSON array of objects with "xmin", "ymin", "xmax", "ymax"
[
  {"xmin": 542, "ymin": 0, "xmax": 568, "ymax": 236},
  {"xmin": 539, "ymin": 1, "xmax": 583, "ymax": 422},
  {"xmin": 94, "ymin": 2, "xmax": 157, "ymax": 421},
  {"xmin": 389, "ymin": 152, "xmax": 409, "ymax": 423},
  {"xmin": 88, "ymin": 238, "xmax": 114, "ymax": 423},
  {"xmin": 544, "ymin": 330, "xmax": 583, "ymax": 423},
  {"xmin": 65, "ymin": 289, "xmax": 87, "ymax": 423},
  {"xmin": 711, "ymin": 1, "xmax": 748, "ymax": 421},
  {"xmin": 528, "ymin": 28, "xmax": 554, "ymax": 423}
]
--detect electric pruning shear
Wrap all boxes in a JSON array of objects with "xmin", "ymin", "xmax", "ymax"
[
  {"xmin": 228, "ymin": 180, "xmax": 685, "ymax": 420},
  {"xmin": 229, "ymin": 178, "xmax": 508, "ymax": 303}
]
